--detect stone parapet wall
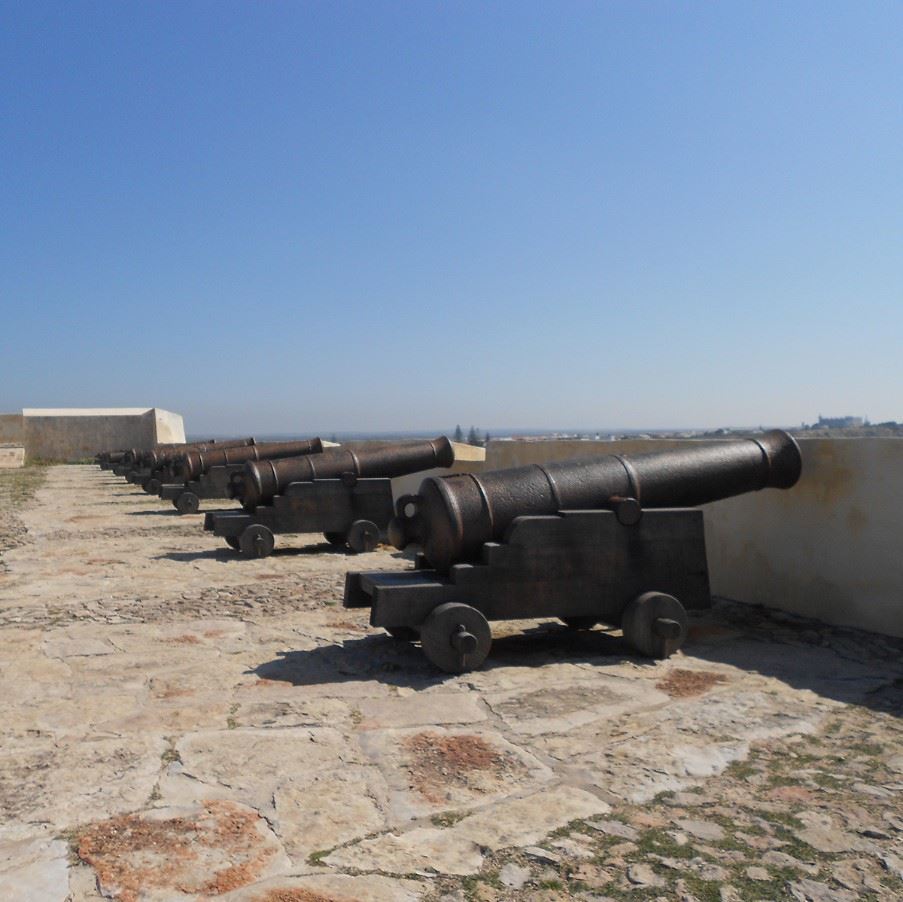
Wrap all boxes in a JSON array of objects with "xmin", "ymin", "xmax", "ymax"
[
  {"xmin": 0, "ymin": 414, "xmax": 24, "ymax": 445},
  {"xmin": 0, "ymin": 408, "xmax": 186, "ymax": 462},
  {"xmin": 0, "ymin": 446, "xmax": 25, "ymax": 468}
]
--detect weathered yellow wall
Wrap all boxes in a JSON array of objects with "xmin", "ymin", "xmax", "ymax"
[
  {"xmin": 703, "ymin": 439, "xmax": 903, "ymax": 638},
  {"xmin": 483, "ymin": 437, "xmax": 903, "ymax": 638},
  {"xmin": 0, "ymin": 446, "xmax": 25, "ymax": 468},
  {"xmin": 0, "ymin": 415, "xmax": 24, "ymax": 444},
  {"xmin": 13, "ymin": 408, "xmax": 186, "ymax": 461},
  {"xmin": 152, "ymin": 409, "xmax": 187, "ymax": 444}
]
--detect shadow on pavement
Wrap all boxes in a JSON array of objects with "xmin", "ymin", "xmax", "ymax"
[
  {"xmin": 154, "ymin": 542, "xmax": 362, "ymax": 563},
  {"xmin": 248, "ymin": 599, "xmax": 903, "ymax": 715},
  {"xmin": 248, "ymin": 623, "xmax": 646, "ymax": 689}
]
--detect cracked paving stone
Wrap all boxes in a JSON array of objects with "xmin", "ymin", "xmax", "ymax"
[
  {"xmin": 587, "ymin": 818, "xmax": 639, "ymax": 840},
  {"xmin": 498, "ymin": 862, "xmax": 531, "ymax": 888},
  {"xmin": 627, "ymin": 862, "xmax": 665, "ymax": 888},
  {"xmin": 0, "ymin": 835, "xmax": 69, "ymax": 902},
  {"xmin": 324, "ymin": 785, "xmax": 609, "ymax": 876},
  {"xmin": 674, "ymin": 817, "xmax": 725, "ymax": 842},
  {"xmin": 217, "ymin": 873, "xmax": 425, "ymax": 901},
  {"xmin": 75, "ymin": 801, "xmax": 291, "ymax": 902},
  {"xmin": 789, "ymin": 878, "xmax": 859, "ymax": 902}
]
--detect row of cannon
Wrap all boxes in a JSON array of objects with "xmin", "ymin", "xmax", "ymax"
[{"xmin": 96, "ymin": 430, "xmax": 803, "ymax": 673}]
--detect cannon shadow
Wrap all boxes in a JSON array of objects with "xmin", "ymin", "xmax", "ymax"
[
  {"xmin": 154, "ymin": 542, "xmax": 367, "ymax": 564},
  {"xmin": 248, "ymin": 601, "xmax": 902, "ymax": 716},
  {"xmin": 127, "ymin": 508, "xmax": 186, "ymax": 517},
  {"xmin": 684, "ymin": 599, "xmax": 903, "ymax": 717},
  {"xmin": 153, "ymin": 548, "xmax": 240, "ymax": 563},
  {"xmin": 247, "ymin": 624, "xmax": 646, "ymax": 689}
]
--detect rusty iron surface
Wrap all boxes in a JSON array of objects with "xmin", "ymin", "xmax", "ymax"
[
  {"xmin": 395, "ymin": 430, "xmax": 802, "ymax": 573},
  {"xmin": 172, "ymin": 438, "xmax": 324, "ymax": 482}
]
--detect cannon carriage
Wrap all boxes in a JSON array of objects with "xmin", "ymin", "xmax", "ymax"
[
  {"xmin": 100, "ymin": 438, "xmax": 256, "ymax": 490},
  {"xmin": 344, "ymin": 431, "xmax": 803, "ymax": 673},
  {"xmin": 159, "ymin": 464, "xmax": 248, "ymax": 514},
  {"xmin": 205, "ymin": 475, "xmax": 397, "ymax": 556}
]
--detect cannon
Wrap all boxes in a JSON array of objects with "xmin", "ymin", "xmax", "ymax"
[
  {"xmin": 130, "ymin": 438, "xmax": 257, "ymax": 493},
  {"xmin": 141, "ymin": 437, "xmax": 255, "ymax": 470},
  {"xmin": 160, "ymin": 439, "xmax": 324, "ymax": 514},
  {"xmin": 103, "ymin": 439, "xmax": 224, "ymax": 481},
  {"xmin": 344, "ymin": 431, "xmax": 802, "ymax": 673},
  {"xmin": 97, "ymin": 450, "xmax": 127, "ymax": 470},
  {"xmin": 228, "ymin": 438, "xmax": 455, "ymax": 511},
  {"xmin": 170, "ymin": 439, "xmax": 323, "ymax": 483},
  {"xmin": 205, "ymin": 437, "xmax": 455, "ymax": 557}
]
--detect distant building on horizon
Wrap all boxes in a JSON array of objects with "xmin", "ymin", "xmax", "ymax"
[{"xmin": 816, "ymin": 415, "xmax": 864, "ymax": 429}]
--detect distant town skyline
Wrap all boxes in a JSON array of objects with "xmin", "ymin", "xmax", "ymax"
[{"xmin": 2, "ymin": 3, "xmax": 901, "ymax": 432}]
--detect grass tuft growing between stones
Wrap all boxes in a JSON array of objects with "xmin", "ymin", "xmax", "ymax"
[{"xmin": 0, "ymin": 463, "xmax": 49, "ymax": 568}]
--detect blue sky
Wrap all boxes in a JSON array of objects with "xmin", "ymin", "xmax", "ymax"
[{"xmin": 1, "ymin": 1, "xmax": 901, "ymax": 434}]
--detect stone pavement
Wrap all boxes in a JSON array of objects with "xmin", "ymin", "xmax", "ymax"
[{"xmin": 0, "ymin": 465, "xmax": 901, "ymax": 901}]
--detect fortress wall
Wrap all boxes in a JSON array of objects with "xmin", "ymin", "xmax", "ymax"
[
  {"xmin": 14, "ymin": 408, "xmax": 185, "ymax": 462},
  {"xmin": 0, "ymin": 415, "xmax": 24, "ymax": 445}
]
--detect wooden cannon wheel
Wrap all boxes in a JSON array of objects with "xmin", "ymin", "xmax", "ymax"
[
  {"xmin": 420, "ymin": 602, "xmax": 492, "ymax": 673},
  {"xmin": 240, "ymin": 524, "xmax": 275, "ymax": 558},
  {"xmin": 347, "ymin": 520, "xmax": 379, "ymax": 554},
  {"xmin": 323, "ymin": 531, "xmax": 347, "ymax": 547},
  {"xmin": 174, "ymin": 492, "xmax": 200, "ymax": 515},
  {"xmin": 621, "ymin": 591, "xmax": 688, "ymax": 659},
  {"xmin": 225, "ymin": 536, "xmax": 241, "ymax": 551}
]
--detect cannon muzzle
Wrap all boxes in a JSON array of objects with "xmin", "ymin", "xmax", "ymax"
[
  {"xmin": 393, "ymin": 430, "xmax": 802, "ymax": 573},
  {"xmin": 232, "ymin": 436, "xmax": 455, "ymax": 509}
]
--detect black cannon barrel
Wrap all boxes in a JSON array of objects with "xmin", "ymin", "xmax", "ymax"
[
  {"xmin": 122, "ymin": 439, "xmax": 220, "ymax": 468},
  {"xmin": 398, "ymin": 430, "xmax": 802, "ymax": 573},
  {"xmin": 233, "ymin": 436, "xmax": 456, "ymax": 510},
  {"xmin": 139, "ymin": 441, "xmax": 215, "ymax": 468},
  {"xmin": 142, "ymin": 437, "xmax": 256, "ymax": 469},
  {"xmin": 97, "ymin": 450, "xmax": 128, "ymax": 468},
  {"xmin": 173, "ymin": 438, "xmax": 324, "ymax": 482}
]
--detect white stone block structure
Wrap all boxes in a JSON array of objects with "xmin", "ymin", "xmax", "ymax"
[{"xmin": 0, "ymin": 408, "xmax": 185, "ymax": 462}]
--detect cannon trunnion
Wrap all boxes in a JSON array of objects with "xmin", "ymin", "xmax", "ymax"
[
  {"xmin": 204, "ymin": 476, "xmax": 395, "ymax": 557},
  {"xmin": 346, "ymin": 507, "xmax": 709, "ymax": 672}
]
